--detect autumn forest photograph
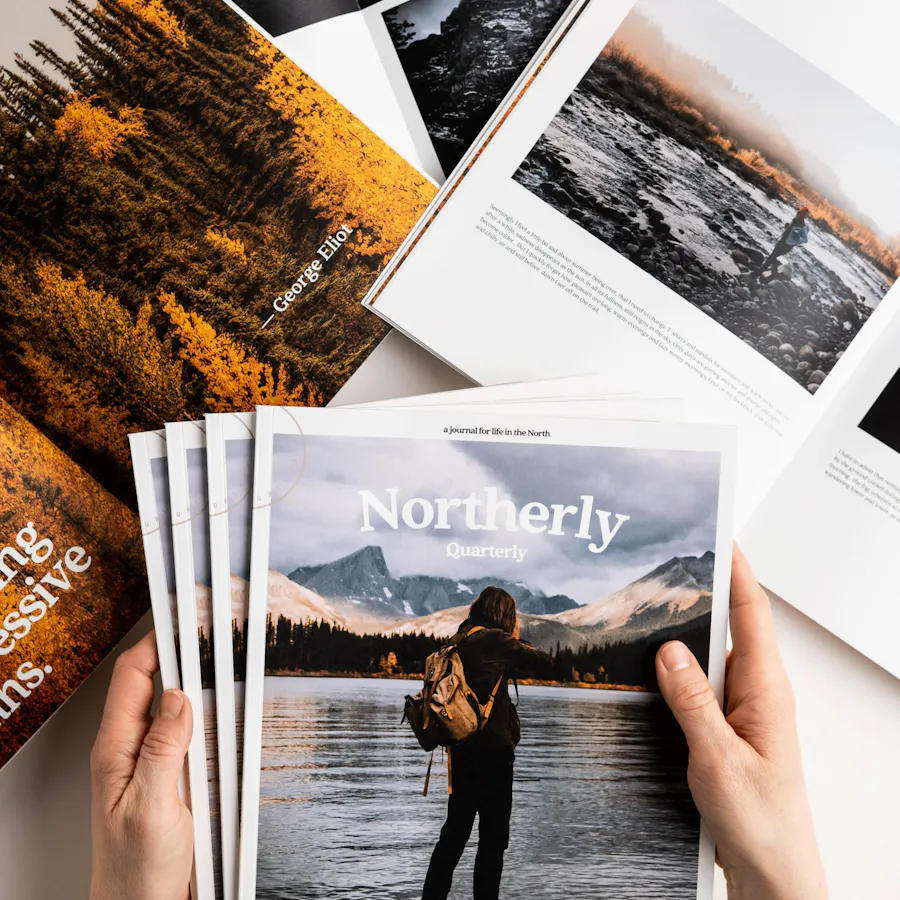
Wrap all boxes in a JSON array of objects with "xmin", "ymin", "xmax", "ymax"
[{"xmin": 0, "ymin": 0, "xmax": 432, "ymax": 763}]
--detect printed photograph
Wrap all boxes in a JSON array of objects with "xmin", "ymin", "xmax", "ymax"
[
  {"xmin": 513, "ymin": 0, "xmax": 900, "ymax": 392},
  {"xmin": 383, "ymin": 0, "xmax": 571, "ymax": 175},
  {"xmin": 255, "ymin": 432, "xmax": 724, "ymax": 898},
  {"xmin": 0, "ymin": 401, "xmax": 146, "ymax": 767},
  {"xmin": 0, "ymin": 0, "xmax": 433, "ymax": 510},
  {"xmin": 859, "ymin": 366, "xmax": 900, "ymax": 456}
]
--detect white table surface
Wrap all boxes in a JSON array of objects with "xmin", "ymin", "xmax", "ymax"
[{"xmin": 2, "ymin": 6, "xmax": 899, "ymax": 898}]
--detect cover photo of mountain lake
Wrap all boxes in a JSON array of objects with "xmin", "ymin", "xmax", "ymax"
[
  {"xmin": 514, "ymin": 0, "xmax": 900, "ymax": 392},
  {"xmin": 383, "ymin": 0, "xmax": 571, "ymax": 175},
  {"xmin": 252, "ymin": 433, "xmax": 726, "ymax": 898}
]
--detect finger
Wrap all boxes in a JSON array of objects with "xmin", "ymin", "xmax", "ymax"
[
  {"xmin": 91, "ymin": 632, "xmax": 160, "ymax": 807},
  {"xmin": 729, "ymin": 545, "xmax": 781, "ymax": 668},
  {"xmin": 131, "ymin": 689, "xmax": 193, "ymax": 805},
  {"xmin": 656, "ymin": 641, "xmax": 733, "ymax": 765}
]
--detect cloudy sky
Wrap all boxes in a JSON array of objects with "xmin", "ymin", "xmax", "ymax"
[
  {"xmin": 629, "ymin": 0, "xmax": 900, "ymax": 235},
  {"xmin": 267, "ymin": 433, "xmax": 721, "ymax": 605}
]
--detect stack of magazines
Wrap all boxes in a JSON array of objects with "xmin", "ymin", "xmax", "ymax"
[{"xmin": 129, "ymin": 382, "xmax": 738, "ymax": 899}]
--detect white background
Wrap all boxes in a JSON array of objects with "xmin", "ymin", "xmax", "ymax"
[{"xmin": 1, "ymin": 1, "xmax": 899, "ymax": 898}]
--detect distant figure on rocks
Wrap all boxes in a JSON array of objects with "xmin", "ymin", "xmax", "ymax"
[{"xmin": 754, "ymin": 207, "xmax": 810, "ymax": 282}]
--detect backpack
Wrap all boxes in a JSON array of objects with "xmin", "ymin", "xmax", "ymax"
[{"xmin": 402, "ymin": 626, "xmax": 504, "ymax": 752}]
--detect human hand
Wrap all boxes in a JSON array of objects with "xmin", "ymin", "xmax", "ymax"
[
  {"xmin": 90, "ymin": 631, "xmax": 194, "ymax": 900},
  {"xmin": 655, "ymin": 546, "xmax": 827, "ymax": 900}
]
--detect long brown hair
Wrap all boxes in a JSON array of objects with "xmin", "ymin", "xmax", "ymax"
[{"xmin": 467, "ymin": 586, "xmax": 517, "ymax": 635}]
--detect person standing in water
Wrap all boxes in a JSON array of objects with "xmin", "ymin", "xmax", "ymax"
[
  {"xmin": 422, "ymin": 586, "xmax": 551, "ymax": 900},
  {"xmin": 754, "ymin": 206, "xmax": 810, "ymax": 281}
]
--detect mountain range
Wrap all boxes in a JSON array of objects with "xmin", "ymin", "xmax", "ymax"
[
  {"xmin": 287, "ymin": 545, "xmax": 580, "ymax": 618},
  {"xmin": 251, "ymin": 547, "xmax": 717, "ymax": 653}
]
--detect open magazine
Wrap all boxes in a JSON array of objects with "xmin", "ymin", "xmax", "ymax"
[
  {"xmin": 225, "ymin": 0, "xmax": 578, "ymax": 180},
  {"xmin": 361, "ymin": 0, "xmax": 900, "ymax": 669},
  {"xmin": 238, "ymin": 405, "xmax": 736, "ymax": 900},
  {"xmin": 0, "ymin": 0, "xmax": 434, "ymax": 772}
]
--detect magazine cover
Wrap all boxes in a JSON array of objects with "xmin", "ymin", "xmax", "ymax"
[
  {"xmin": 166, "ymin": 422, "xmax": 220, "ymax": 900},
  {"xmin": 240, "ymin": 406, "xmax": 735, "ymax": 899},
  {"xmin": 0, "ymin": 0, "xmax": 433, "ymax": 768}
]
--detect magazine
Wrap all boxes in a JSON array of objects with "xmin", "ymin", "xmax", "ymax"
[
  {"xmin": 741, "ymin": 311, "xmax": 900, "ymax": 678},
  {"xmin": 362, "ymin": 0, "xmax": 900, "ymax": 534},
  {"xmin": 0, "ymin": 0, "xmax": 434, "ymax": 771},
  {"xmin": 224, "ymin": 0, "xmax": 578, "ymax": 179},
  {"xmin": 128, "ymin": 430, "xmax": 203, "ymax": 899},
  {"xmin": 200, "ymin": 389, "xmax": 681, "ymax": 874},
  {"xmin": 238, "ymin": 405, "xmax": 736, "ymax": 899},
  {"xmin": 165, "ymin": 423, "xmax": 220, "ymax": 900}
]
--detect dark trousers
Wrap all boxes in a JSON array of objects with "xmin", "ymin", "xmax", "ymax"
[
  {"xmin": 758, "ymin": 240, "xmax": 794, "ymax": 278},
  {"xmin": 422, "ymin": 748, "xmax": 514, "ymax": 900}
]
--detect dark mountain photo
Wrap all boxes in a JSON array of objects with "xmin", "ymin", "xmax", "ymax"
[
  {"xmin": 384, "ymin": 0, "xmax": 572, "ymax": 175},
  {"xmin": 287, "ymin": 544, "xmax": 580, "ymax": 617}
]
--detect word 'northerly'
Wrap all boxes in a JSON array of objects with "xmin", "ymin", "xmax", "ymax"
[{"xmin": 358, "ymin": 487, "xmax": 630, "ymax": 554}]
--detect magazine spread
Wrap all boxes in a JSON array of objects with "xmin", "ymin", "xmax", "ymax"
[
  {"xmin": 166, "ymin": 423, "xmax": 219, "ymax": 900},
  {"xmin": 239, "ymin": 405, "xmax": 736, "ymax": 900},
  {"xmin": 226, "ymin": 0, "xmax": 578, "ymax": 179},
  {"xmin": 363, "ymin": 0, "xmax": 900, "ymax": 526},
  {"xmin": 0, "ymin": 402, "xmax": 146, "ymax": 768},
  {"xmin": 740, "ymin": 312, "xmax": 900, "ymax": 678},
  {"xmin": 0, "ymin": 0, "xmax": 435, "ymax": 769}
]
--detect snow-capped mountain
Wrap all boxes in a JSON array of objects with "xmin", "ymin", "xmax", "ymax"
[
  {"xmin": 286, "ymin": 545, "xmax": 578, "ymax": 618},
  {"xmin": 557, "ymin": 552, "xmax": 715, "ymax": 632}
]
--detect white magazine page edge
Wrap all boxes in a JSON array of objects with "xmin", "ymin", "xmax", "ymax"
[
  {"xmin": 166, "ymin": 422, "xmax": 217, "ymax": 900},
  {"xmin": 241, "ymin": 404, "xmax": 736, "ymax": 900},
  {"xmin": 205, "ymin": 414, "xmax": 241, "ymax": 900},
  {"xmin": 236, "ymin": 406, "xmax": 275, "ymax": 900},
  {"xmin": 129, "ymin": 431, "xmax": 181, "ymax": 692},
  {"xmin": 128, "ymin": 430, "xmax": 197, "ymax": 900}
]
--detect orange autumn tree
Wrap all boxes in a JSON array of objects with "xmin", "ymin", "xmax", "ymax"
[
  {"xmin": 1, "ymin": 261, "xmax": 187, "ymax": 465},
  {"xmin": 160, "ymin": 292, "xmax": 323, "ymax": 410},
  {"xmin": 55, "ymin": 94, "xmax": 147, "ymax": 161},
  {"xmin": 97, "ymin": 0, "xmax": 189, "ymax": 47},
  {"xmin": 249, "ymin": 31, "xmax": 435, "ymax": 259}
]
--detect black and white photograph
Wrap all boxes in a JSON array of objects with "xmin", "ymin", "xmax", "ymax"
[
  {"xmin": 514, "ymin": 0, "xmax": 900, "ymax": 391},
  {"xmin": 254, "ymin": 431, "xmax": 726, "ymax": 899},
  {"xmin": 859, "ymin": 366, "xmax": 900, "ymax": 456},
  {"xmin": 383, "ymin": 0, "xmax": 571, "ymax": 174}
]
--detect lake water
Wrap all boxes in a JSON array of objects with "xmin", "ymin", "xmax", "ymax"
[{"xmin": 257, "ymin": 677, "xmax": 700, "ymax": 899}]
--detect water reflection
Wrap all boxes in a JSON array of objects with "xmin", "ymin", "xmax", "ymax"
[{"xmin": 257, "ymin": 677, "xmax": 699, "ymax": 899}]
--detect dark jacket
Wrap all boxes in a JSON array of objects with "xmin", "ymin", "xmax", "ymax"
[{"xmin": 451, "ymin": 623, "xmax": 551, "ymax": 753}]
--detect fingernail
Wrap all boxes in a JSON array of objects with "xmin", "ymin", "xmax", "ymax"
[
  {"xmin": 159, "ymin": 689, "xmax": 185, "ymax": 719},
  {"xmin": 661, "ymin": 642, "xmax": 692, "ymax": 673}
]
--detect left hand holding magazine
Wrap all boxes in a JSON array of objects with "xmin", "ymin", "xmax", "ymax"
[{"xmin": 90, "ymin": 632, "xmax": 193, "ymax": 900}]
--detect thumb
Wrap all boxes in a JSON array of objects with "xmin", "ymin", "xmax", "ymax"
[
  {"xmin": 131, "ymin": 689, "xmax": 192, "ymax": 802},
  {"xmin": 656, "ymin": 642, "xmax": 732, "ymax": 765}
]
